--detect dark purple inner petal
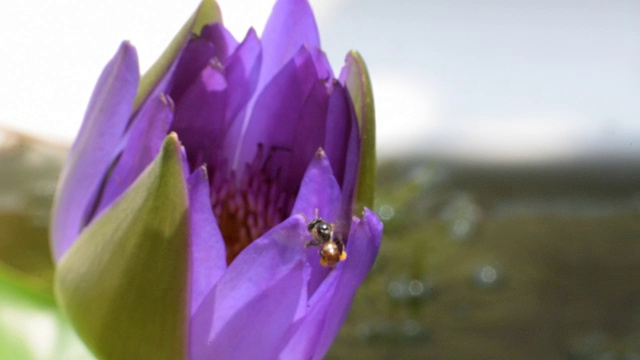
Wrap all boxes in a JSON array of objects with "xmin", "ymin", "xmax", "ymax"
[
  {"xmin": 167, "ymin": 24, "xmax": 240, "ymax": 106},
  {"xmin": 235, "ymin": 46, "xmax": 318, "ymax": 187},
  {"xmin": 339, "ymin": 108, "xmax": 361, "ymax": 219},
  {"xmin": 324, "ymin": 82, "xmax": 361, "ymax": 218},
  {"xmin": 222, "ymin": 29, "xmax": 263, "ymax": 163},
  {"xmin": 224, "ymin": 29, "xmax": 261, "ymax": 121},
  {"xmin": 199, "ymin": 23, "xmax": 239, "ymax": 62},
  {"xmin": 168, "ymin": 38, "xmax": 217, "ymax": 104},
  {"xmin": 285, "ymin": 81, "xmax": 330, "ymax": 193},
  {"xmin": 323, "ymin": 82, "xmax": 351, "ymax": 188},
  {"xmin": 170, "ymin": 65, "xmax": 228, "ymax": 169}
]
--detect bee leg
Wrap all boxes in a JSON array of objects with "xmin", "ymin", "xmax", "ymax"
[
  {"xmin": 335, "ymin": 237, "xmax": 347, "ymax": 261},
  {"xmin": 305, "ymin": 238, "xmax": 322, "ymax": 248}
]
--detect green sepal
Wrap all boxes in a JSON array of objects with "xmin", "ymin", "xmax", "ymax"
[
  {"xmin": 54, "ymin": 134, "xmax": 190, "ymax": 360},
  {"xmin": 133, "ymin": 0, "xmax": 222, "ymax": 110},
  {"xmin": 344, "ymin": 51, "xmax": 376, "ymax": 212}
]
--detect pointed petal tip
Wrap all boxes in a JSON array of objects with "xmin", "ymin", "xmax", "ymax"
[
  {"xmin": 115, "ymin": 39, "xmax": 133, "ymax": 53},
  {"xmin": 345, "ymin": 49, "xmax": 362, "ymax": 60},
  {"xmin": 360, "ymin": 206, "xmax": 374, "ymax": 218},
  {"xmin": 245, "ymin": 27, "xmax": 258, "ymax": 38},
  {"xmin": 159, "ymin": 92, "xmax": 175, "ymax": 111},
  {"xmin": 110, "ymin": 42, "xmax": 140, "ymax": 81},
  {"xmin": 291, "ymin": 147, "xmax": 341, "ymax": 228},
  {"xmin": 196, "ymin": 164, "xmax": 209, "ymax": 180},
  {"xmin": 362, "ymin": 207, "xmax": 383, "ymax": 237},
  {"xmin": 342, "ymin": 50, "xmax": 368, "ymax": 73},
  {"xmin": 162, "ymin": 133, "xmax": 193, "ymax": 178},
  {"xmin": 166, "ymin": 131, "xmax": 181, "ymax": 145},
  {"xmin": 258, "ymin": 0, "xmax": 320, "ymax": 89},
  {"xmin": 193, "ymin": 0, "xmax": 223, "ymax": 33},
  {"xmin": 119, "ymin": 40, "xmax": 135, "ymax": 51}
]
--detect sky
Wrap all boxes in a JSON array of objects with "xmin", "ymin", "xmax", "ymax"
[{"xmin": 1, "ymin": 0, "xmax": 639, "ymax": 163}]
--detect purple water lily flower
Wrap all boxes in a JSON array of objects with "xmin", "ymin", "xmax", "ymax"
[{"xmin": 51, "ymin": 0, "xmax": 380, "ymax": 358}]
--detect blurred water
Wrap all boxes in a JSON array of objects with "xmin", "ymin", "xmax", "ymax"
[{"xmin": 327, "ymin": 158, "xmax": 640, "ymax": 359}]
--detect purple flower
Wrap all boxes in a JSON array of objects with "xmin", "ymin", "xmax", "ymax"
[{"xmin": 50, "ymin": 0, "xmax": 380, "ymax": 358}]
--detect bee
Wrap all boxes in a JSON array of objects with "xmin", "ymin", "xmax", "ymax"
[{"xmin": 306, "ymin": 215, "xmax": 348, "ymax": 267}]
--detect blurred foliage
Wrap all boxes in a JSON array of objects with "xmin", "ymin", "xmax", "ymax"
[
  {"xmin": 0, "ymin": 130, "xmax": 61, "ymax": 297},
  {"xmin": 2, "ymin": 128, "xmax": 640, "ymax": 359},
  {"xmin": 0, "ymin": 128, "xmax": 93, "ymax": 359},
  {"xmin": 0, "ymin": 271, "xmax": 94, "ymax": 360}
]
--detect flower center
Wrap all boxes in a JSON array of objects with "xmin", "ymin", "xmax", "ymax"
[{"xmin": 209, "ymin": 146, "xmax": 294, "ymax": 263}]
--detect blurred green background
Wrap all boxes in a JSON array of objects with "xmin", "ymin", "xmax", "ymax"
[
  {"xmin": 0, "ymin": 130, "xmax": 93, "ymax": 359},
  {"xmin": 329, "ymin": 159, "xmax": 640, "ymax": 359},
  {"xmin": 1, "ymin": 128, "xmax": 640, "ymax": 359}
]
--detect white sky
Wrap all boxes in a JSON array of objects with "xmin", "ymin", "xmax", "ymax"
[{"xmin": 1, "ymin": 0, "xmax": 639, "ymax": 163}]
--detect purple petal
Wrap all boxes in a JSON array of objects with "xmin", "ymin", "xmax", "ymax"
[
  {"xmin": 324, "ymin": 82, "xmax": 361, "ymax": 219},
  {"xmin": 323, "ymin": 83, "xmax": 352, "ymax": 189},
  {"xmin": 178, "ymin": 142, "xmax": 191, "ymax": 179},
  {"xmin": 168, "ymin": 38, "xmax": 216, "ymax": 103},
  {"xmin": 170, "ymin": 64, "xmax": 228, "ymax": 169},
  {"xmin": 200, "ymin": 23, "xmax": 239, "ymax": 62},
  {"xmin": 187, "ymin": 167, "xmax": 226, "ymax": 314},
  {"xmin": 278, "ymin": 50, "xmax": 334, "ymax": 193},
  {"xmin": 94, "ymin": 94, "xmax": 173, "ymax": 214},
  {"xmin": 281, "ymin": 209, "xmax": 382, "ymax": 359},
  {"xmin": 234, "ymin": 47, "xmax": 317, "ymax": 180},
  {"xmin": 309, "ymin": 47, "xmax": 333, "ymax": 81},
  {"xmin": 133, "ymin": 24, "xmax": 202, "ymax": 119},
  {"xmin": 290, "ymin": 150, "xmax": 342, "ymax": 224},
  {"xmin": 168, "ymin": 24, "xmax": 239, "ymax": 104},
  {"xmin": 224, "ymin": 29, "xmax": 261, "ymax": 121},
  {"xmin": 290, "ymin": 150, "xmax": 342, "ymax": 296},
  {"xmin": 187, "ymin": 168, "xmax": 226, "ymax": 360},
  {"xmin": 340, "ymin": 113, "xmax": 361, "ymax": 219},
  {"xmin": 284, "ymin": 81, "xmax": 330, "ymax": 192},
  {"xmin": 51, "ymin": 42, "xmax": 139, "ymax": 260},
  {"xmin": 222, "ymin": 29, "xmax": 262, "ymax": 162},
  {"xmin": 310, "ymin": 209, "xmax": 382, "ymax": 358},
  {"xmin": 259, "ymin": 0, "xmax": 320, "ymax": 91},
  {"xmin": 190, "ymin": 215, "xmax": 310, "ymax": 359}
]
